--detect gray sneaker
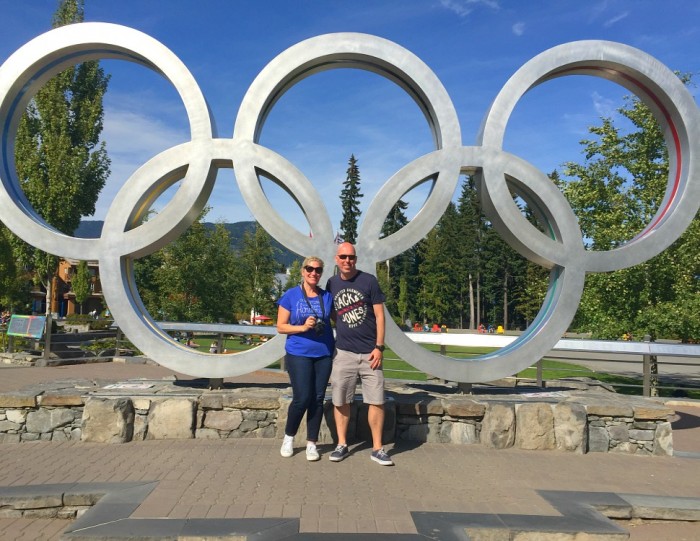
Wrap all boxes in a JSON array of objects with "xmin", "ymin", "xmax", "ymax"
[
  {"xmin": 329, "ymin": 444, "xmax": 349, "ymax": 462},
  {"xmin": 371, "ymin": 448, "xmax": 394, "ymax": 466}
]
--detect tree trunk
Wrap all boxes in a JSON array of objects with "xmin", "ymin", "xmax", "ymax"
[
  {"xmin": 503, "ymin": 272, "xmax": 509, "ymax": 331},
  {"xmin": 476, "ymin": 273, "xmax": 481, "ymax": 328},
  {"xmin": 650, "ymin": 356, "xmax": 659, "ymax": 397},
  {"xmin": 468, "ymin": 273, "xmax": 475, "ymax": 330}
]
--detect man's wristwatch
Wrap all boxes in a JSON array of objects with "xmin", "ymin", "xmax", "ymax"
[{"xmin": 375, "ymin": 344, "xmax": 385, "ymax": 352}]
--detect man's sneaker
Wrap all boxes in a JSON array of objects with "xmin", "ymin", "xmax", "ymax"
[
  {"xmin": 329, "ymin": 444, "xmax": 349, "ymax": 462},
  {"xmin": 306, "ymin": 444, "xmax": 320, "ymax": 461},
  {"xmin": 280, "ymin": 435, "xmax": 294, "ymax": 458},
  {"xmin": 371, "ymin": 448, "xmax": 394, "ymax": 466}
]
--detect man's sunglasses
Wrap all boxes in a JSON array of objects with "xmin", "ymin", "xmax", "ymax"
[
  {"xmin": 304, "ymin": 265, "xmax": 323, "ymax": 274},
  {"xmin": 337, "ymin": 254, "xmax": 357, "ymax": 261}
]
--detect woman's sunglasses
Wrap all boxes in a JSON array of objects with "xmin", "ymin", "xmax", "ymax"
[
  {"xmin": 304, "ymin": 265, "xmax": 323, "ymax": 274},
  {"xmin": 337, "ymin": 254, "xmax": 356, "ymax": 261}
]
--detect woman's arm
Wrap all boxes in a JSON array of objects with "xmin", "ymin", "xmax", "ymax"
[{"xmin": 276, "ymin": 305, "xmax": 315, "ymax": 335}]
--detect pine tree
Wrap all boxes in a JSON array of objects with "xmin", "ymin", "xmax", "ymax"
[
  {"xmin": 339, "ymin": 154, "xmax": 363, "ymax": 244},
  {"xmin": 456, "ymin": 176, "xmax": 485, "ymax": 329},
  {"xmin": 12, "ymin": 0, "xmax": 110, "ymax": 318},
  {"xmin": 378, "ymin": 199, "xmax": 411, "ymax": 315},
  {"xmin": 416, "ymin": 204, "xmax": 460, "ymax": 325}
]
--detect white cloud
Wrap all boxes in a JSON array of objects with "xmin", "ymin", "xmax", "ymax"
[
  {"xmin": 603, "ymin": 11, "xmax": 629, "ymax": 28},
  {"xmin": 93, "ymin": 98, "xmax": 190, "ymax": 220},
  {"xmin": 512, "ymin": 22, "xmax": 525, "ymax": 36},
  {"xmin": 591, "ymin": 91, "xmax": 616, "ymax": 118},
  {"xmin": 439, "ymin": 0, "xmax": 500, "ymax": 18}
]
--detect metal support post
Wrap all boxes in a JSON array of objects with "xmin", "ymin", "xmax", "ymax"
[{"xmin": 43, "ymin": 313, "xmax": 52, "ymax": 360}]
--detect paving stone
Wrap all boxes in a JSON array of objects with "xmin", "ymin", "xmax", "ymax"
[
  {"xmin": 633, "ymin": 404, "xmax": 674, "ymax": 420},
  {"xmin": 0, "ymin": 392, "xmax": 39, "ymax": 408},
  {"xmin": 38, "ymin": 392, "xmax": 84, "ymax": 407},
  {"xmin": 221, "ymin": 391, "xmax": 282, "ymax": 410}
]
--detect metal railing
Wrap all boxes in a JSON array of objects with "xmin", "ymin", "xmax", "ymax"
[
  {"xmin": 408, "ymin": 331, "xmax": 700, "ymax": 397},
  {"xmin": 4, "ymin": 320, "xmax": 699, "ymax": 397}
]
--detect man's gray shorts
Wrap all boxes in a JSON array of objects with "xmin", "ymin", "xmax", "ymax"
[{"xmin": 331, "ymin": 348, "xmax": 385, "ymax": 406}]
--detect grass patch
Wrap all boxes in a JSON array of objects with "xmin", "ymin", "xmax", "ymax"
[{"xmin": 178, "ymin": 336, "xmax": 700, "ymax": 398}]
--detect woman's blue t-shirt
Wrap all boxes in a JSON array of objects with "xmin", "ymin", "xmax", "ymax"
[{"xmin": 277, "ymin": 286, "xmax": 335, "ymax": 357}]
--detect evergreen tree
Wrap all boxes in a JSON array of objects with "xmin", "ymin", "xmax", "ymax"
[
  {"xmin": 12, "ymin": 0, "xmax": 110, "ymax": 317},
  {"xmin": 512, "ymin": 171, "xmax": 558, "ymax": 329},
  {"xmin": 456, "ymin": 176, "xmax": 485, "ymax": 329},
  {"xmin": 339, "ymin": 154, "xmax": 363, "ymax": 244},
  {"xmin": 416, "ymin": 204, "xmax": 460, "ymax": 325},
  {"xmin": 377, "ymin": 198, "xmax": 411, "ymax": 316}
]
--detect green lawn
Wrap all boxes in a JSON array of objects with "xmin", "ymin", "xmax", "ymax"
[{"xmin": 162, "ymin": 334, "xmax": 700, "ymax": 399}]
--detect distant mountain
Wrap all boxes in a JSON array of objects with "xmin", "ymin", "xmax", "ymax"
[{"xmin": 75, "ymin": 220, "xmax": 300, "ymax": 267}]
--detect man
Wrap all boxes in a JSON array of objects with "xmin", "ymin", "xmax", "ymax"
[{"xmin": 325, "ymin": 242, "xmax": 393, "ymax": 466}]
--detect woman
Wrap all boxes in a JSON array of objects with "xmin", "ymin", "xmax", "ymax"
[{"xmin": 276, "ymin": 256, "xmax": 334, "ymax": 461}]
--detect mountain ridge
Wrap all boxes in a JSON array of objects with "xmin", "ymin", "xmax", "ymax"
[{"xmin": 75, "ymin": 220, "xmax": 300, "ymax": 267}]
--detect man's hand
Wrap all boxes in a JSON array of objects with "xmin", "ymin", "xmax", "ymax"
[{"xmin": 369, "ymin": 348, "xmax": 383, "ymax": 370}]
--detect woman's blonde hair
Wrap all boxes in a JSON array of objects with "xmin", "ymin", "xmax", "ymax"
[{"xmin": 301, "ymin": 256, "xmax": 324, "ymax": 272}]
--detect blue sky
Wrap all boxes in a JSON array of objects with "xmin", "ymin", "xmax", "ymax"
[{"xmin": 0, "ymin": 0, "xmax": 698, "ymax": 236}]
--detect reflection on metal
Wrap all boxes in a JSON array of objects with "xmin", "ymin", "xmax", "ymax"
[{"xmin": 0, "ymin": 25, "xmax": 697, "ymax": 381}]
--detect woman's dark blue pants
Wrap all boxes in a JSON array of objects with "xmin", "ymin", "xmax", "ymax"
[{"xmin": 284, "ymin": 354, "xmax": 332, "ymax": 441}]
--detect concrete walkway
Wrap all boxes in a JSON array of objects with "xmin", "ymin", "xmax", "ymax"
[{"xmin": 0, "ymin": 363, "xmax": 698, "ymax": 540}]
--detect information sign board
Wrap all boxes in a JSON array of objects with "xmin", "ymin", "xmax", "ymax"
[{"xmin": 7, "ymin": 315, "xmax": 46, "ymax": 339}]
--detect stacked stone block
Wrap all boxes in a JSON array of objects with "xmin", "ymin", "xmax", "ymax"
[{"xmin": 0, "ymin": 384, "xmax": 675, "ymax": 455}]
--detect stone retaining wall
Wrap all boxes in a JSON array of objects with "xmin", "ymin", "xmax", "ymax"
[{"xmin": 0, "ymin": 381, "xmax": 675, "ymax": 455}]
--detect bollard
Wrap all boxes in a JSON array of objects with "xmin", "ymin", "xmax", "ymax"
[
  {"xmin": 642, "ymin": 334, "xmax": 655, "ymax": 397},
  {"xmin": 457, "ymin": 382, "xmax": 473, "ymax": 394},
  {"xmin": 115, "ymin": 328, "xmax": 122, "ymax": 357},
  {"xmin": 42, "ymin": 313, "xmax": 52, "ymax": 360},
  {"xmin": 536, "ymin": 359, "xmax": 543, "ymax": 387}
]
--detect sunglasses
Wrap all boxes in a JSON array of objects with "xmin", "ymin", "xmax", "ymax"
[
  {"xmin": 304, "ymin": 265, "xmax": 323, "ymax": 274},
  {"xmin": 337, "ymin": 254, "xmax": 357, "ymax": 261}
]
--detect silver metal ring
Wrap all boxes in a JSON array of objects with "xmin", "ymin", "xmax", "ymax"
[{"xmin": 0, "ymin": 26, "xmax": 697, "ymax": 381}]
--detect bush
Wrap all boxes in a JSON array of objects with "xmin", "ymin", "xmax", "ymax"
[{"xmin": 64, "ymin": 314, "xmax": 113, "ymax": 331}]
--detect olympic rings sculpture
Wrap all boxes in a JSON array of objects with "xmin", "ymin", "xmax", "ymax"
[{"xmin": 0, "ymin": 24, "xmax": 698, "ymax": 381}]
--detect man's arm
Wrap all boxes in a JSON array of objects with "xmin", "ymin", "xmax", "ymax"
[{"xmin": 369, "ymin": 303, "xmax": 385, "ymax": 369}]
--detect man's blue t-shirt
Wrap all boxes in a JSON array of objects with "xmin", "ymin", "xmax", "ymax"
[
  {"xmin": 326, "ymin": 271, "xmax": 386, "ymax": 354},
  {"xmin": 277, "ymin": 286, "xmax": 334, "ymax": 357}
]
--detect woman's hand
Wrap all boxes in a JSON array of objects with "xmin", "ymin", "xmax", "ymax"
[{"xmin": 303, "ymin": 316, "xmax": 317, "ymax": 332}]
